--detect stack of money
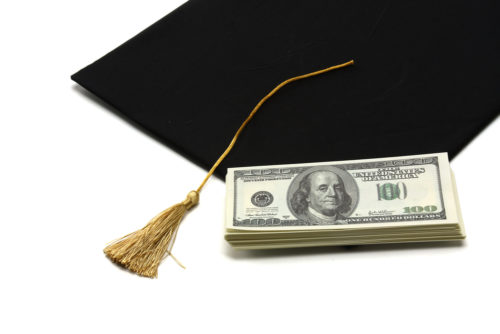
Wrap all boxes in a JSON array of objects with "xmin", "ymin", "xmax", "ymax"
[{"xmin": 225, "ymin": 153, "xmax": 465, "ymax": 249}]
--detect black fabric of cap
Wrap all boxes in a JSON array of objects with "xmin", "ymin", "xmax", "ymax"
[{"xmin": 72, "ymin": 0, "xmax": 500, "ymax": 179}]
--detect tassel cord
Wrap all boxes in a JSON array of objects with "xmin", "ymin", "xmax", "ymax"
[{"xmin": 196, "ymin": 60, "xmax": 354, "ymax": 193}]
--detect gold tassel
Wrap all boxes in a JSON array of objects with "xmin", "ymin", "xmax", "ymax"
[
  {"xmin": 104, "ymin": 191, "xmax": 199, "ymax": 278},
  {"xmin": 104, "ymin": 60, "xmax": 354, "ymax": 278}
]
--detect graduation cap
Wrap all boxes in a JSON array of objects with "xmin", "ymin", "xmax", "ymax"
[{"xmin": 72, "ymin": 0, "xmax": 500, "ymax": 277}]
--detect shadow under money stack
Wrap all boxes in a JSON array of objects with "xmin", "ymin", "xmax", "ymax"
[{"xmin": 225, "ymin": 153, "xmax": 465, "ymax": 249}]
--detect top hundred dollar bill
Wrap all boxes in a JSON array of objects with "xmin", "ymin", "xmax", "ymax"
[{"xmin": 225, "ymin": 153, "xmax": 461, "ymax": 231}]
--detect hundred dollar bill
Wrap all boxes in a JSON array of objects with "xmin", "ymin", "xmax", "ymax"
[{"xmin": 225, "ymin": 153, "xmax": 464, "ymax": 233}]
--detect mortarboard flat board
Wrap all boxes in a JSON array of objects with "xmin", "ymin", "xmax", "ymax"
[{"xmin": 72, "ymin": 0, "xmax": 500, "ymax": 179}]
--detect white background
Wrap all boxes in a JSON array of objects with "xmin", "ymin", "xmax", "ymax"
[{"xmin": 1, "ymin": 1, "xmax": 499, "ymax": 333}]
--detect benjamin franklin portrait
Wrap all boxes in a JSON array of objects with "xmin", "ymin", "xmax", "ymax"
[{"xmin": 288, "ymin": 167, "xmax": 358, "ymax": 225}]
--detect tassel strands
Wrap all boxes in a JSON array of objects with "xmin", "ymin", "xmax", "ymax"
[
  {"xmin": 103, "ymin": 60, "xmax": 354, "ymax": 278},
  {"xmin": 104, "ymin": 191, "xmax": 199, "ymax": 278}
]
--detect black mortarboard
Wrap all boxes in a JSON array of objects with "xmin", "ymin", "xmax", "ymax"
[
  {"xmin": 72, "ymin": 0, "xmax": 499, "ymax": 179},
  {"xmin": 72, "ymin": 0, "xmax": 500, "ymax": 277}
]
